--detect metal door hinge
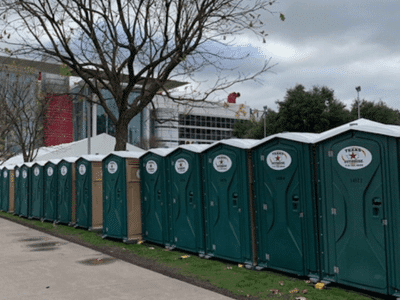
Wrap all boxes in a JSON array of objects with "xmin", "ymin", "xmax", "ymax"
[
  {"xmin": 331, "ymin": 208, "xmax": 337, "ymax": 215},
  {"xmin": 334, "ymin": 266, "xmax": 339, "ymax": 274},
  {"xmin": 265, "ymin": 253, "xmax": 270, "ymax": 261},
  {"xmin": 328, "ymin": 150, "xmax": 334, "ymax": 157},
  {"xmin": 260, "ymin": 155, "xmax": 265, "ymax": 161},
  {"xmin": 382, "ymin": 219, "xmax": 388, "ymax": 226},
  {"xmin": 263, "ymin": 204, "xmax": 268, "ymax": 211}
]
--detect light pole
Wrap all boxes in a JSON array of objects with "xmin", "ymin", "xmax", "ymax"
[
  {"xmin": 263, "ymin": 105, "xmax": 268, "ymax": 138},
  {"xmin": 355, "ymin": 86, "xmax": 361, "ymax": 119}
]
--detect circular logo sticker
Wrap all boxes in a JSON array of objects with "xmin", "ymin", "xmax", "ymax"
[
  {"xmin": 79, "ymin": 164, "xmax": 86, "ymax": 175},
  {"xmin": 136, "ymin": 169, "xmax": 140, "ymax": 179},
  {"xmin": 107, "ymin": 161, "xmax": 118, "ymax": 174},
  {"xmin": 47, "ymin": 167, "xmax": 53, "ymax": 176},
  {"xmin": 61, "ymin": 166, "xmax": 68, "ymax": 176},
  {"xmin": 3, "ymin": 170, "xmax": 7, "ymax": 178},
  {"xmin": 175, "ymin": 158, "xmax": 189, "ymax": 174},
  {"xmin": 146, "ymin": 160, "xmax": 157, "ymax": 174},
  {"xmin": 213, "ymin": 155, "xmax": 232, "ymax": 172},
  {"xmin": 267, "ymin": 150, "xmax": 292, "ymax": 170},
  {"xmin": 337, "ymin": 146, "xmax": 372, "ymax": 170},
  {"xmin": 22, "ymin": 170, "xmax": 27, "ymax": 179},
  {"xmin": 15, "ymin": 170, "xmax": 20, "ymax": 178},
  {"xmin": 34, "ymin": 167, "xmax": 40, "ymax": 176}
]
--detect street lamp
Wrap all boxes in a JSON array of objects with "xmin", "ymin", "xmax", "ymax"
[
  {"xmin": 263, "ymin": 105, "xmax": 268, "ymax": 138},
  {"xmin": 355, "ymin": 86, "xmax": 361, "ymax": 119}
]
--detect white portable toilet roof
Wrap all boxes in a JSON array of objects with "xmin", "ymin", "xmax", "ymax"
[
  {"xmin": 105, "ymin": 151, "xmax": 145, "ymax": 159},
  {"xmin": 21, "ymin": 162, "xmax": 35, "ymax": 167},
  {"xmin": 60, "ymin": 156, "xmax": 80, "ymax": 163},
  {"xmin": 4, "ymin": 133, "xmax": 144, "ymax": 165},
  {"xmin": 201, "ymin": 138, "xmax": 260, "ymax": 152},
  {"xmin": 313, "ymin": 118, "xmax": 400, "ymax": 143},
  {"xmin": 251, "ymin": 132, "xmax": 320, "ymax": 148},
  {"xmin": 178, "ymin": 144, "xmax": 210, "ymax": 153},
  {"xmin": 47, "ymin": 158, "xmax": 62, "ymax": 165},
  {"xmin": 4, "ymin": 165, "xmax": 15, "ymax": 170},
  {"xmin": 33, "ymin": 161, "xmax": 47, "ymax": 166},
  {"xmin": 78, "ymin": 154, "xmax": 106, "ymax": 162},
  {"xmin": 146, "ymin": 148, "xmax": 178, "ymax": 157}
]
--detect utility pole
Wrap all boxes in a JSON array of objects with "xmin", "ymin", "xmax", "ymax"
[
  {"xmin": 263, "ymin": 105, "xmax": 268, "ymax": 138},
  {"xmin": 355, "ymin": 86, "xmax": 361, "ymax": 119}
]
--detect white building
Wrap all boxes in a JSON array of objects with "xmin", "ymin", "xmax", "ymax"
[{"xmin": 141, "ymin": 95, "xmax": 252, "ymax": 148}]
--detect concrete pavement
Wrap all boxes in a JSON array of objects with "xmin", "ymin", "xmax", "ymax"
[{"xmin": 0, "ymin": 217, "xmax": 232, "ymax": 300}]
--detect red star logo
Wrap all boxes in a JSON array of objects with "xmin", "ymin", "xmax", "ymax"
[
  {"xmin": 350, "ymin": 152, "xmax": 356, "ymax": 159},
  {"xmin": 276, "ymin": 156, "xmax": 280, "ymax": 161}
]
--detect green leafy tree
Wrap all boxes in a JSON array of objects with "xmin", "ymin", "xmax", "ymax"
[
  {"xmin": 350, "ymin": 100, "xmax": 400, "ymax": 125},
  {"xmin": 275, "ymin": 84, "xmax": 350, "ymax": 133}
]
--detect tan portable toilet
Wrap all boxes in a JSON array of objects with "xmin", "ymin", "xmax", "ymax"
[{"xmin": 75, "ymin": 154, "xmax": 105, "ymax": 231}]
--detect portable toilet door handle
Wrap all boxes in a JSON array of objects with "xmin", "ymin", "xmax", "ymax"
[
  {"xmin": 232, "ymin": 192, "xmax": 238, "ymax": 207},
  {"xmin": 157, "ymin": 190, "xmax": 161, "ymax": 201},
  {"xmin": 372, "ymin": 197, "xmax": 381, "ymax": 217},
  {"xmin": 292, "ymin": 195, "xmax": 299, "ymax": 211}
]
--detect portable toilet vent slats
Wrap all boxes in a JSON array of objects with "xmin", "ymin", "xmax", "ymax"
[
  {"xmin": 102, "ymin": 151, "xmax": 143, "ymax": 243},
  {"xmin": 57, "ymin": 157, "xmax": 78, "ymax": 225},
  {"xmin": 166, "ymin": 145, "xmax": 208, "ymax": 255},
  {"xmin": 43, "ymin": 159, "xmax": 61, "ymax": 222},
  {"xmin": 202, "ymin": 139, "xmax": 258, "ymax": 266},
  {"xmin": 75, "ymin": 155, "xmax": 105, "ymax": 231},
  {"xmin": 140, "ymin": 148, "xmax": 176, "ymax": 246},
  {"xmin": 251, "ymin": 133, "xmax": 320, "ymax": 279},
  {"xmin": 20, "ymin": 162, "xmax": 34, "ymax": 217},
  {"xmin": 314, "ymin": 119, "xmax": 400, "ymax": 296},
  {"xmin": 29, "ymin": 161, "xmax": 46, "ymax": 220}
]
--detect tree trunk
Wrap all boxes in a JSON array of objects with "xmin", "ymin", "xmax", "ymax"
[{"xmin": 114, "ymin": 121, "xmax": 128, "ymax": 151}]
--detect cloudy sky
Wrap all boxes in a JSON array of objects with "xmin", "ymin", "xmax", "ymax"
[{"xmin": 220, "ymin": 0, "xmax": 400, "ymax": 112}]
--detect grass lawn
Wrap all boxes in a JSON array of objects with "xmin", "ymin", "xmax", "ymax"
[{"xmin": 0, "ymin": 211, "xmax": 385, "ymax": 300}]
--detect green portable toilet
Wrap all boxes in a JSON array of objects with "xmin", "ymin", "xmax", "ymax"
[
  {"xmin": 103, "ymin": 151, "xmax": 143, "ymax": 242},
  {"xmin": 43, "ymin": 159, "xmax": 61, "ymax": 222},
  {"xmin": 2, "ymin": 165, "xmax": 15, "ymax": 213},
  {"xmin": 29, "ymin": 161, "xmax": 46, "ymax": 220},
  {"xmin": 75, "ymin": 155, "xmax": 105, "ymax": 230},
  {"xmin": 0, "ymin": 166, "xmax": 3, "ymax": 211},
  {"xmin": 14, "ymin": 165, "xmax": 21, "ymax": 216},
  {"xmin": 56, "ymin": 157, "xmax": 78, "ymax": 225},
  {"xmin": 202, "ymin": 139, "xmax": 258, "ymax": 266},
  {"xmin": 251, "ymin": 133, "xmax": 320, "ymax": 280},
  {"xmin": 1, "ymin": 166, "xmax": 9, "ymax": 212},
  {"xmin": 314, "ymin": 119, "xmax": 400, "ymax": 297},
  {"xmin": 20, "ymin": 162, "xmax": 34, "ymax": 217},
  {"xmin": 166, "ymin": 144, "xmax": 208, "ymax": 255},
  {"xmin": 140, "ymin": 148, "xmax": 175, "ymax": 247}
]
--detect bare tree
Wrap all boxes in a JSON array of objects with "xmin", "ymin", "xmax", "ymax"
[
  {"xmin": 0, "ymin": 0, "xmax": 282, "ymax": 150},
  {"xmin": 0, "ymin": 64, "xmax": 50, "ymax": 162}
]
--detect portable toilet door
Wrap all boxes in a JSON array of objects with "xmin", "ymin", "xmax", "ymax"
[
  {"xmin": 202, "ymin": 139, "xmax": 258, "ymax": 266},
  {"xmin": 75, "ymin": 155, "xmax": 105, "ymax": 230},
  {"xmin": 251, "ymin": 133, "xmax": 320, "ymax": 279},
  {"xmin": 20, "ymin": 163, "xmax": 33, "ymax": 217},
  {"xmin": 140, "ymin": 148, "xmax": 175, "ymax": 246},
  {"xmin": 166, "ymin": 145, "xmax": 208, "ymax": 255},
  {"xmin": 102, "ymin": 151, "xmax": 143, "ymax": 242},
  {"xmin": 57, "ymin": 157, "xmax": 78, "ymax": 225},
  {"xmin": 1, "ymin": 167, "xmax": 9, "ymax": 212},
  {"xmin": 43, "ymin": 159, "xmax": 60, "ymax": 222},
  {"xmin": 14, "ymin": 165, "xmax": 21, "ymax": 216},
  {"xmin": 0, "ymin": 166, "xmax": 3, "ymax": 211},
  {"xmin": 314, "ymin": 119, "xmax": 400, "ymax": 296},
  {"xmin": 29, "ymin": 161, "xmax": 46, "ymax": 220},
  {"xmin": 4, "ymin": 165, "xmax": 15, "ymax": 213}
]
